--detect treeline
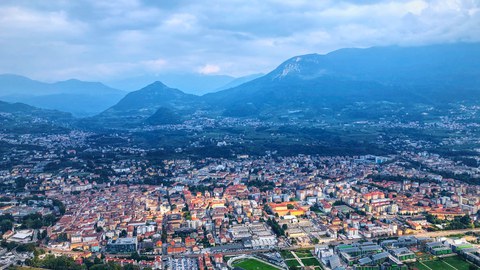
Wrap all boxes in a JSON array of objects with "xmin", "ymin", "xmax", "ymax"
[
  {"xmin": 23, "ymin": 254, "xmax": 152, "ymax": 270},
  {"xmin": 427, "ymin": 214, "xmax": 480, "ymax": 230},
  {"xmin": 246, "ymin": 179, "xmax": 275, "ymax": 192},
  {"xmin": 0, "ymin": 212, "xmax": 55, "ymax": 239},
  {"xmin": 266, "ymin": 218, "xmax": 285, "ymax": 237}
]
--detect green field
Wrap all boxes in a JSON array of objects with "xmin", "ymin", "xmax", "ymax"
[
  {"xmin": 281, "ymin": 250, "xmax": 296, "ymax": 259},
  {"xmin": 232, "ymin": 258, "xmax": 280, "ymax": 270},
  {"xmin": 443, "ymin": 256, "xmax": 477, "ymax": 270},
  {"xmin": 294, "ymin": 249, "xmax": 314, "ymax": 258},
  {"xmin": 301, "ymin": 257, "xmax": 321, "ymax": 266},
  {"xmin": 285, "ymin": 259, "xmax": 301, "ymax": 267},
  {"xmin": 281, "ymin": 249, "xmax": 320, "ymax": 269},
  {"xmin": 411, "ymin": 256, "xmax": 476, "ymax": 270}
]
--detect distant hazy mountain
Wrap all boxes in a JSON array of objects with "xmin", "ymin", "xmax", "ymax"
[
  {"xmin": 106, "ymin": 73, "xmax": 236, "ymax": 95},
  {"xmin": 146, "ymin": 107, "xmax": 182, "ymax": 125},
  {"xmin": 0, "ymin": 100, "xmax": 69, "ymax": 117},
  {"xmin": 92, "ymin": 81, "xmax": 199, "ymax": 128},
  {"xmin": 106, "ymin": 81, "xmax": 198, "ymax": 114},
  {"xmin": 0, "ymin": 74, "xmax": 126, "ymax": 116},
  {"xmin": 202, "ymin": 43, "xmax": 480, "ymax": 117},
  {"xmin": 0, "ymin": 100, "xmax": 73, "ymax": 133},
  {"xmin": 215, "ymin": 73, "xmax": 264, "ymax": 91}
]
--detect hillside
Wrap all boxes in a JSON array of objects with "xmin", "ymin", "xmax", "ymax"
[{"xmin": 0, "ymin": 75, "xmax": 125, "ymax": 116}]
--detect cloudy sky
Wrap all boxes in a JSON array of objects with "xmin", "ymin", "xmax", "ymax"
[{"xmin": 0, "ymin": 0, "xmax": 479, "ymax": 82}]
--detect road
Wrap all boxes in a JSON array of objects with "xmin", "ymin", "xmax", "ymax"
[
  {"xmin": 65, "ymin": 228, "xmax": 480, "ymax": 260},
  {"xmin": 279, "ymin": 228, "xmax": 480, "ymax": 251},
  {"xmin": 413, "ymin": 228, "xmax": 480, "ymax": 238}
]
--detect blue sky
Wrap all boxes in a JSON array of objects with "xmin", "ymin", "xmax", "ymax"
[{"xmin": 0, "ymin": 0, "xmax": 478, "ymax": 82}]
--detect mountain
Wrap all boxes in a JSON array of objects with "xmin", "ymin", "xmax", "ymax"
[
  {"xmin": 0, "ymin": 74, "xmax": 50, "ymax": 95},
  {"xmin": 215, "ymin": 73, "xmax": 264, "ymax": 91},
  {"xmin": 202, "ymin": 43, "xmax": 480, "ymax": 117},
  {"xmin": 146, "ymin": 107, "xmax": 182, "ymax": 125},
  {"xmin": 93, "ymin": 42, "xmax": 480, "ymax": 127},
  {"xmin": 93, "ymin": 81, "xmax": 199, "ymax": 128},
  {"xmin": 0, "ymin": 100, "xmax": 69, "ymax": 117},
  {"xmin": 0, "ymin": 75, "xmax": 126, "ymax": 116},
  {"xmin": 0, "ymin": 100, "xmax": 72, "ymax": 134},
  {"xmin": 106, "ymin": 81, "xmax": 198, "ymax": 114},
  {"xmin": 106, "ymin": 73, "xmax": 235, "ymax": 95}
]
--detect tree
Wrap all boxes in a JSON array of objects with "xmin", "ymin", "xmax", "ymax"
[
  {"xmin": 38, "ymin": 230, "xmax": 48, "ymax": 240},
  {"xmin": 130, "ymin": 252, "xmax": 141, "ymax": 261},
  {"xmin": 124, "ymin": 264, "xmax": 140, "ymax": 270},
  {"xmin": 460, "ymin": 215, "xmax": 472, "ymax": 225},
  {"xmin": 90, "ymin": 262, "xmax": 122, "ymax": 270},
  {"xmin": 333, "ymin": 201, "xmax": 346, "ymax": 206},
  {"xmin": 15, "ymin": 177, "xmax": 29, "ymax": 191},
  {"xmin": 0, "ymin": 219, "xmax": 13, "ymax": 233},
  {"xmin": 57, "ymin": 233, "xmax": 68, "ymax": 242},
  {"xmin": 36, "ymin": 255, "xmax": 83, "ymax": 270},
  {"xmin": 266, "ymin": 218, "xmax": 285, "ymax": 237},
  {"xmin": 52, "ymin": 199, "xmax": 66, "ymax": 215},
  {"xmin": 310, "ymin": 205, "xmax": 321, "ymax": 212}
]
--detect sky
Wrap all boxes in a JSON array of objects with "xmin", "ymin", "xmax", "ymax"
[{"xmin": 0, "ymin": 0, "xmax": 479, "ymax": 83}]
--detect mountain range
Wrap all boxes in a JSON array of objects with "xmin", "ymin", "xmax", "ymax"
[
  {"xmin": 0, "ymin": 74, "xmax": 126, "ymax": 116},
  {"xmin": 92, "ymin": 42, "xmax": 480, "ymax": 127},
  {"xmin": 204, "ymin": 43, "xmax": 480, "ymax": 116},
  {"xmin": 1, "ymin": 42, "xmax": 479, "ymax": 127},
  {"xmin": 105, "ymin": 73, "xmax": 264, "ymax": 95},
  {"xmin": 0, "ymin": 72, "xmax": 263, "ymax": 116}
]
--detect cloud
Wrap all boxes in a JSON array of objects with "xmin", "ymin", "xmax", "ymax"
[
  {"xmin": 198, "ymin": 64, "xmax": 221, "ymax": 75},
  {"xmin": 0, "ymin": 0, "xmax": 478, "ymax": 82},
  {"xmin": 142, "ymin": 58, "xmax": 168, "ymax": 72}
]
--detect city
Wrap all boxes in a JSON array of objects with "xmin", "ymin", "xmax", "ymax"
[
  {"xmin": 1, "ymin": 112, "xmax": 479, "ymax": 269},
  {"xmin": 1, "ymin": 1, "xmax": 480, "ymax": 270}
]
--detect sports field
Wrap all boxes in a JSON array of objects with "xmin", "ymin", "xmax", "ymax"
[
  {"xmin": 281, "ymin": 249, "xmax": 322, "ymax": 269},
  {"xmin": 411, "ymin": 256, "xmax": 476, "ymax": 270},
  {"xmin": 232, "ymin": 258, "xmax": 281, "ymax": 270},
  {"xmin": 295, "ymin": 249, "xmax": 314, "ymax": 258},
  {"xmin": 285, "ymin": 258, "xmax": 301, "ymax": 268}
]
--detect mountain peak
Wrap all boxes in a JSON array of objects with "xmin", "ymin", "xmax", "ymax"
[
  {"xmin": 270, "ymin": 53, "xmax": 326, "ymax": 80},
  {"xmin": 150, "ymin": 81, "xmax": 168, "ymax": 87},
  {"xmin": 104, "ymin": 80, "xmax": 198, "ymax": 116},
  {"xmin": 139, "ymin": 81, "xmax": 182, "ymax": 94}
]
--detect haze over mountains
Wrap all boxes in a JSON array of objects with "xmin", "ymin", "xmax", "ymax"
[
  {"xmin": 93, "ymin": 43, "xmax": 480, "ymax": 128},
  {"xmin": 106, "ymin": 73, "xmax": 263, "ymax": 95},
  {"xmin": 0, "ymin": 74, "xmax": 125, "ymax": 117},
  {"xmin": 1, "ymin": 43, "xmax": 479, "ymax": 126},
  {"xmin": 0, "ymin": 73, "xmax": 262, "ymax": 116}
]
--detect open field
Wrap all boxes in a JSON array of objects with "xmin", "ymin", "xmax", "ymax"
[
  {"xmin": 301, "ymin": 257, "xmax": 321, "ymax": 266},
  {"xmin": 294, "ymin": 249, "xmax": 314, "ymax": 258},
  {"xmin": 281, "ymin": 248, "xmax": 322, "ymax": 269},
  {"xmin": 232, "ymin": 258, "xmax": 281, "ymax": 270},
  {"xmin": 411, "ymin": 256, "xmax": 476, "ymax": 270},
  {"xmin": 280, "ymin": 250, "xmax": 296, "ymax": 259},
  {"xmin": 443, "ymin": 256, "xmax": 477, "ymax": 270},
  {"xmin": 284, "ymin": 258, "xmax": 301, "ymax": 268}
]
